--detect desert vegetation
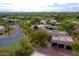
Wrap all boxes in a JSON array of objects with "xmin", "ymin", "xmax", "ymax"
[{"xmin": 0, "ymin": 13, "xmax": 79, "ymax": 55}]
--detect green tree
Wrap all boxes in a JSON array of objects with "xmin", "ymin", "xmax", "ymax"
[
  {"xmin": 72, "ymin": 39, "xmax": 79, "ymax": 56},
  {"xmin": 12, "ymin": 39, "xmax": 34, "ymax": 56},
  {"xmin": 72, "ymin": 32, "xmax": 79, "ymax": 36},
  {"xmin": 59, "ymin": 21, "xmax": 74, "ymax": 33},
  {"xmin": 0, "ymin": 18, "xmax": 4, "ymax": 25},
  {"xmin": 30, "ymin": 29, "xmax": 50, "ymax": 47},
  {"xmin": 0, "ymin": 39, "xmax": 34, "ymax": 56}
]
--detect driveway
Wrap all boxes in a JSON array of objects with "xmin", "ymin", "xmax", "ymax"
[{"xmin": 36, "ymin": 46, "xmax": 73, "ymax": 56}]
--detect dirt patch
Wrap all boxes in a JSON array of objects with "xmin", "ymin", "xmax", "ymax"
[{"xmin": 36, "ymin": 45, "xmax": 73, "ymax": 56}]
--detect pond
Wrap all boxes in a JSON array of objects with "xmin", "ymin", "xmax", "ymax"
[{"xmin": 0, "ymin": 25, "xmax": 22, "ymax": 47}]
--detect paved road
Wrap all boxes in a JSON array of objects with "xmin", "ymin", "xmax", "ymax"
[{"xmin": 0, "ymin": 25, "xmax": 22, "ymax": 47}]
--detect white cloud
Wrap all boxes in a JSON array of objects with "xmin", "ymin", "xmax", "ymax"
[
  {"xmin": 0, "ymin": 0, "xmax": 79, "ymax": 12},
  {"xmin": 0, "ymin": 0, "xmax": 53, "ymax": 12}
]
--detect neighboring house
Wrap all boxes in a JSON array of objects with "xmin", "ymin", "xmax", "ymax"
[
  {"xmin": 27, "ymin": 20, "xmax": 31, "ymax": 24},
  {"xmin": 51, "ymin": 30, "xmax": 73, "ymax": 50},
  {"xmin": 31, "ymin": 25, "xmax": 47, "ymax": 30},
  {"xmin": 32, "ymin": 25, "xmax": 54, "ymax": 30},
  {"xmin": 3, "ymin": 18, "xmax": 19, "ymax": 25},
  {"xmin": 48, "ymin": 18, "xmax": 57, "ymax": 25},
  {"xmin": 31, "ymin": 25, "xmax": 53, "ymax": 35},
  {"xmin": 0, "ymin": 26, "xmax": 5, "ymax": 35},
  {"xmin": 40, "ymin": 20, "xmax": 47, "ymax": 24}
]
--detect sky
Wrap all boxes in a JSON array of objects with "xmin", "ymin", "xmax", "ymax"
[{"xmin": 0, "ymin": 0, "xmax": 79, "ymax": 12}]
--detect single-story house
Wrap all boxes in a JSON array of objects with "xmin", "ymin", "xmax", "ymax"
[
  {"xmin": 31, "ymin": 25, "xmax": 48, "ymax": 30},
  {"xmin": 31, "ymin": 25, "xmax": 53, "ymax": 35},
  {"xmin": 32, "ymin": 24, "xmax": 55, "ymax": 30},
  {"xmin": 47, "ymin": 18, "xmax": 57, "ymax": 25},
  {"xmin": 3, "ymin": 18, "xmax": 19, "ymax": 25},
  {"xmin": 51, "ymin": 30, "xmax": 73, "ymax": 50},
  {"xmin": 40, "ymin": 20, "xmax": 47, "ymax": 24},
  {"xmin": 27, "ymin": 20, "xmax": 31, "ymax": 24}
]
